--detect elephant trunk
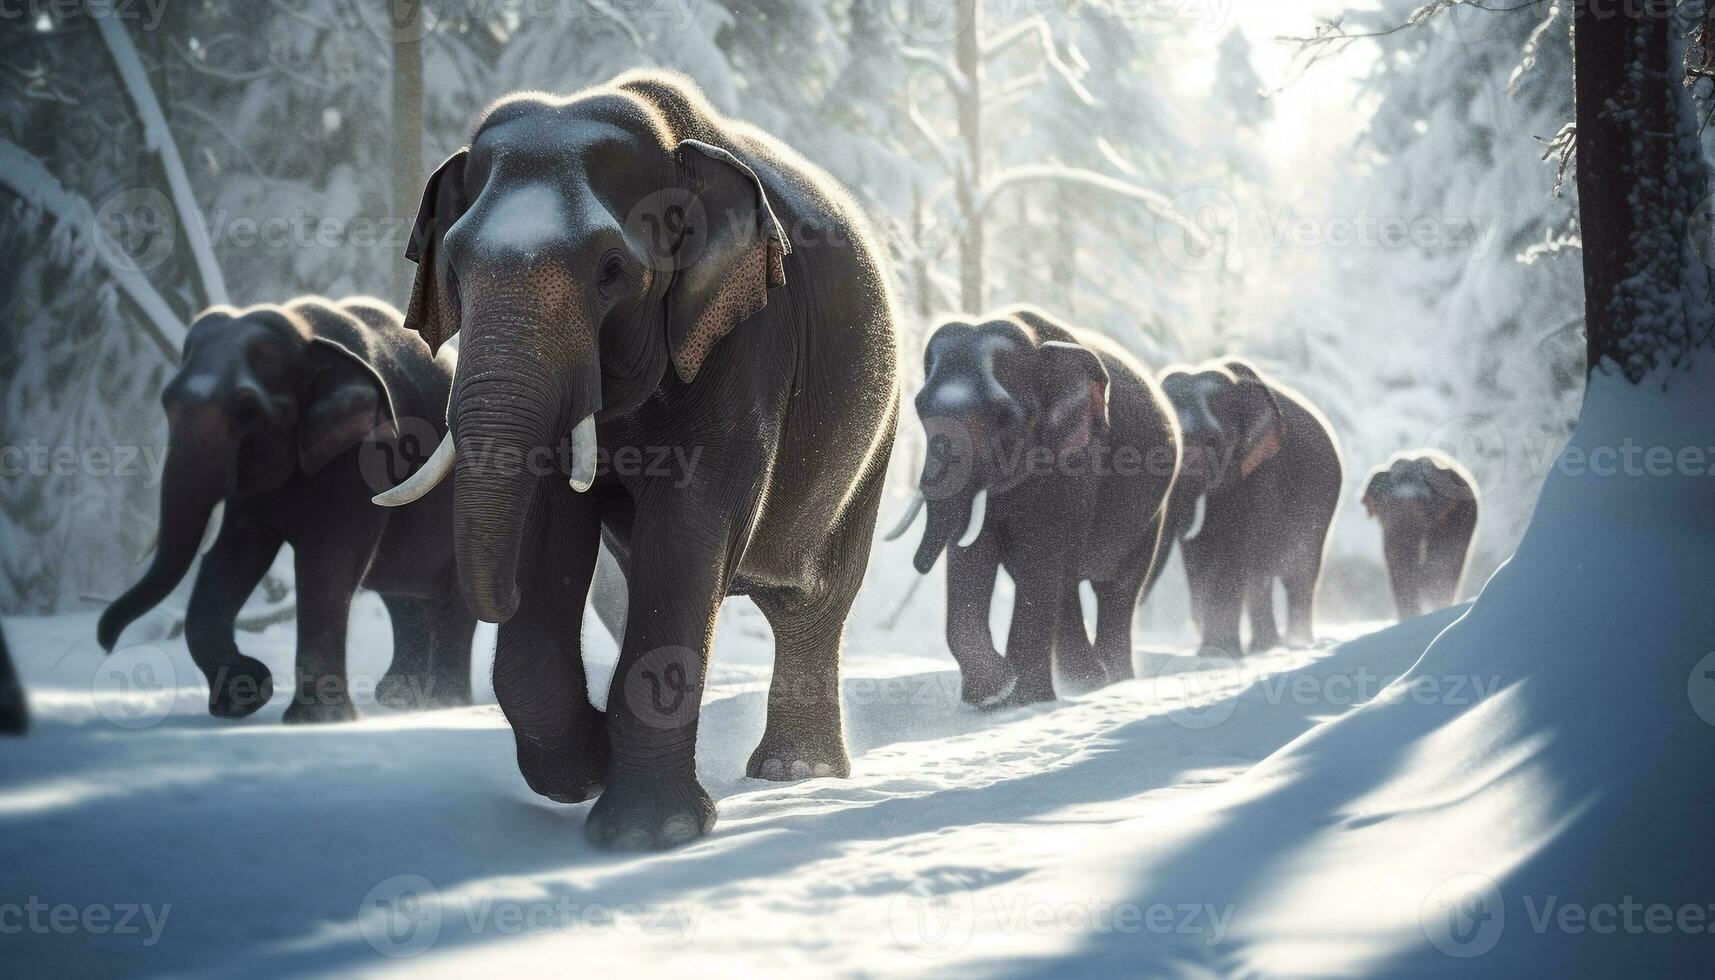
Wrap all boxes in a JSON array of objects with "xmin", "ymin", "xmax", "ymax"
[
  {"xmin": 449, "ymin": 316, "xmax": 597, "ymax": 624},
  {"xmin": 913, "ymin": 489, "xmax": 985, "ymax": 574},
  {"xmin": 98, "ymin": 437, "xmax": 233, "ymax": 651}
]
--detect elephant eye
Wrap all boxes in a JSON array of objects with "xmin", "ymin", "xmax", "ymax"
[{"xmin": 599, "ymin": 255, "xmax": 625, "ymax": 286}]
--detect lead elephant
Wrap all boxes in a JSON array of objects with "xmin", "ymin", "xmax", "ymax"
[
  {"xmin": 1363, "ymin": 451, "xmax": 1478, "ymax": 619},
  {"xmin": 1156, "ymin": 358, "xmax": 1341, "ymax": 656},
  {"xmin": 374, "ymin": 72, "xmax": 899, "ymax": 850},
  {"xmin": 888, "ymin": 307, "xmax": 1180, "ymax": 707},
  {"xmin": 98, "ymin": 297, "xmax": 476, "ymax": 722}
]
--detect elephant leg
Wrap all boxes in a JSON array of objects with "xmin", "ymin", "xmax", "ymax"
[
  {"xmin": 283, "ymin": 520, "xmax": 381, "ymax": 724},
  {"xmin": 1382, "ymin": 529, "xmax": 1425, "ymax": 620},
  {"xmin": 1055, "ymin": 581, "xmax": 1105, "ymax": 692},
  {"xmin": 746, "ymin": 585, "xmax": 855, "ymax": 781},
  {"xmin": 745, "ymin": 457, "xmax": 887, "ymax": 781},
  {"xmin": 1194, "ymin": 545, "xmax": 1245, "ymax": 659},
  {"xmin": 376, "ymin": 594, "xmax": 436, "ymax": 710},
  {"xmin": 1180, "ymin": 533, "xmax": 1212, "ymax": 635},
  {"xmin": 1093, "ymin": 575, "xmax": 1144, "ymax": 681},
  {"xmin": 586, "ymin": 504, "xmax": 734, "ymax": 851},
  {"xmin": 494, "ymin": 480, "xmax": 606, "ymax": 805},
  {"xmin": 184, "ymin": 507, "xmax": 282, "ymax": 719},
  {"xmin": 1282, "ymin": 544, "xmax": 1322, "ymax": 648},
  {"xmin": 1245, "ymin": 569, "xmax": 1282, "ymax": 653},
  {"xmin": 1002, "ymin": 556, "xmax": 1068, "ymax": 705},
  {"xmin": 944, "ymin": 528, "xmax": 1016, "ymax": 707},
  {"xmin": 426, "ymin": 599, "xmax": 477, "ymax": 708}
]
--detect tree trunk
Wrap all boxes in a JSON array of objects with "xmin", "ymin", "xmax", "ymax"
[
  {"xmin": 1574, "ymin": 0, "xmax": 1712, "ymax": 380},
  {"xmin": 954, "ymin": 0, "xmax": 983, "ymax": 313},
  {"xmin": 390, "ymin": 0, "xmax": 425, "ymax": 309}
]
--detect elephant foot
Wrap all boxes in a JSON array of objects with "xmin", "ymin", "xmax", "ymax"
[
  {"xmin": 206, "ymin": 657, "xmax": 274, "ymax": 719},
  {"xmin": 375, "ymin": 671, "xmax": 470, "ymax": 711},
  {"xmin": 1102, "ymin": 651, "xmax": 1136, "ymax": 682},
  {"xmin": 1195, "ymin": 642, "xmax": 1242, "ymax": 659},
  {"xmin": 1284, "ymin": 629, "xmax": 1315, "ymax": 649},
  {"xmin": 0, "ymin": 688, "xmax": 26, "ymax": 736},
  {"xmin": 996, "ymin": 668, "xmax": 1056, "ymax": 708},
  {"xmin": 1248, "ymin": 632, "xmax": 1282, "ymax": 655},
  {"xmin": 1057, "ymin": 653, "xmax": 1109, "ymax": 694},
  {"xmin": 283, "ymin": 685, "xmax": 358, "ymax": 724},
  {"xmin": 746, "ymin": 724, "xmax": 851, "ymax": 781},
  {"xmin": 958, "ymin": 657, "xmax": 1019, "ymax": 709},
  {"xmin": 517, "ymin": 730, "xmax": 609, "ymax": 805},
  {"xmin": 584, "ymin": 770, "xmax": 715, "ymax": 851}
]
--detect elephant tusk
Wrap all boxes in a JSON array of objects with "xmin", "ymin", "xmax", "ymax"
[
  {"xmin": 1182, "ymin": 495, "xmax": 1206, "ymax": 541},
  {"xmin": 568, "ymin": 414, "xmax": 598, "ymax": 493},
  {"xmin": 957, "ymin": 489, "xmax": 987, "ymax": 548},
  {"xmin": 373, "ymin": 432, "xmax": 455, "ymax": 506},
  {"xmin": 198, "ymin": 501, "xmax": 226, "ymax": 556},
  {"xmin": 882, "ymin": 491, "xmax": 926, "ymax": 541}
]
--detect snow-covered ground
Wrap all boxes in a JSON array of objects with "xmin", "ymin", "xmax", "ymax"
[
  {"xmin": 3, "ymin": 576, "xmax": 1448, "ymax": 978},
  {"xmin": 6, "ymin": 356, "xmax": 1712, "ymax": 980}
]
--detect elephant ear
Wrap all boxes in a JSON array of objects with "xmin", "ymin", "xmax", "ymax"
[
  {"xmin": 666, "ymin": 139, "xmax": 791, "ymax": 384},
  {"xmin": 404, "ymin": 148, "xmax": 471, "ymax": 355},
  {"xmin": 1216, "ymin": 366, "xmax": 1285, "ymax": 480},
  {"xmin": 297, "ymin": 338, "xmax": 398, "ymax": 477},
  {"xmin": 1362, "ymin": 470, "xmax": 1392, "ymax": 518},
  {"xmin": 1036, "ymin": 341, "xmax": 1110, "ymax": 451}
]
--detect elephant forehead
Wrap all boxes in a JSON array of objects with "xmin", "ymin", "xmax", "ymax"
[{"xmin": 478, "ymin": 183, "xmax": 568, "ymax": 249}]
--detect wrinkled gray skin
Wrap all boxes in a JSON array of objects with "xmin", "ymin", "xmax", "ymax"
[
  {"xmin": 1156, "ymin": 359, "xmax": 1342, "ymax": 657},
  {"xmin": 900, "ymin": 308, "xmax": 1179, "ymax": 707},
  {"xmin": 1363, "ymin": 452, "xmax": 1478, "ymax": 619},
  {"xmin": 395, "ymin": 72, "xmax": 898, "ymax": 850},
  {"xmin": 98, "ymin": 298, "xmax": 475, "ymax": 722},
  {"xmin": 0, "ymin": 627, "xmax": 25, "ymax": 735}
]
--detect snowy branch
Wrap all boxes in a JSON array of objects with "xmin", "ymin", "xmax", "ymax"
[
  {"xmin": 901, "ymin": 45, "xmax": 969, "ymax": 97},
  {"xmin": 96, "ymin": 15, "xmax": 229, "ymax": 308},
  {"xmin": 980, "ymin": 16, "xmax": 1094, "ymax": 107},
  {"xmin": 0, "ymin": 139, "xmax": 187, "ymax": 358},
  {"xmin": 976, "ymin": 165, "xmax": 1212, "ymax": 251}
]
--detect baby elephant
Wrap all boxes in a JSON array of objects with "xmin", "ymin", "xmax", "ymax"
[
  {"xmin": 1157, "ymin": 359, "xmax": 1342, "ymax": 657},
  {"xmin": 889, "ymin": 307, "xmax": 1179, "ymax": 706},
  {"xmin": 1363, "ymin": 451, "xmax": 1478, "ymax": 619},
  {"xmin": 98, "ymin": 297, "xmax": 476, "ymax": 722}
]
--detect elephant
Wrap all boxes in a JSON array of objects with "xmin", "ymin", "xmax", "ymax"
[
  {"xmin": 1155, "ymin": 358, "xmax": 1342, "ymax": 657},
  {"xmin": 0, "ymin": 627, "xmax": 25, "ymax": 735},
  {"xmin": 1362, "ymin": 451, "xmax": 1478, "ymax": 619},
  {"xmin": 886, "ymin": 307, "xmax": 1180, "ymax": 707},
  {"xmin": 373, "ymin": 71, "xmax": 899, "ymax": 850},
  {"xmin": 97, "ymin": 297, "xmax": 476, "ymax": 723}
]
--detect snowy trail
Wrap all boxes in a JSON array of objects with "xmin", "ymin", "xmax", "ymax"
[{"xmin": 0, "ymin": 601, "xmax": 1456, "ymax": 978}]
